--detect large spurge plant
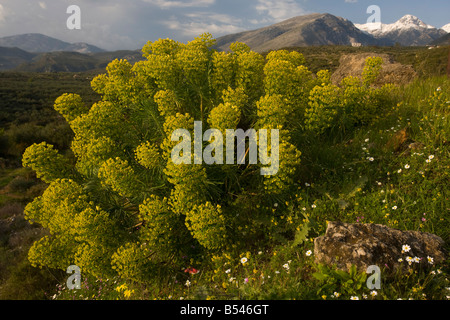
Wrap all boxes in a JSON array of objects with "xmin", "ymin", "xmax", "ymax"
[{"xmin": 22, "ymin": 34, "xmax": 391, "ymax": 283}]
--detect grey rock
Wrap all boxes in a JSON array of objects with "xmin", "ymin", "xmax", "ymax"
[{"xmin": 314, "ymin": 221, "xmax": 446, "ymax": 272}]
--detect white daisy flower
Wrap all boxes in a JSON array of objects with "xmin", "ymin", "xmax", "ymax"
[{"xmin": 402, "ymin": 244, "xmax": 411, "ymax": 253}]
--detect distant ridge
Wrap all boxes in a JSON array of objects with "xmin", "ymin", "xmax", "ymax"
[
  {"xmin": 431, "ymin": 33, "xmax": 450, "ymax": 46},
  {"xmin": 0, "ymin": 33, "xmax": 105, "ymax": 53},
  {"xmin": 214, "ymin": 13, "xmax": 392, "ymax": 52},
  {"xmin": 355, "ymin": 15, "xmax": 447, "ymax": 46},
  {"xmin": 13, "ymin": 50, "xmax": 145, "ymax": 73},
  {"xmin": 0, "ymin": 47, "xmax": 37, "ymax": 71}
]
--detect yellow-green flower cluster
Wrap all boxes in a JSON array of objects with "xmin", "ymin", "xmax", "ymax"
[
  {"xmin": 111, "ymin": 242, "xmax": 158, "ymax": 282},
  {"xmin": 362, "ymin": 56, "xmax": 384, "ymax": 87},
  {"xmin": 235, "ymin": 50, "xmax": 265, "ymax": 102},
  {"xmin": 185, "ymin": 202, "xmax": 227, "ymax": 250},
  {"xmin": 28, "ymin": 235, "xmax": 73, "ymax": 270},
  {"xmin": 25, "ymin": 178, "xmax": 121, "ymax": 277},
  {"xmin": 176, "ymin": 35, "xmax": 213, "ymax": 90},
  {"xmin": 211, "ymin": 52, "xmax": 236, "ymax": 98},
  {"xmin": 208, "ymin": 102, "xmax": 241, "ymax": 134},
  {"xmin": 98, "ymin": 157, "xmax": 140, "ymax": 198},
  {"xmin": 264, "ymin": 50, "xmax": 307, "ymax": 98},
  {"xmin": 22, "ymin": 142, "xmax": 71, "ymax": 183},
  {"xmin": 54, "ymin": 93, "xmax": 88, "ymax": 123},
  {"xmin": 256, "ymin": 94, "xmax": 291, "ymax": 129},
  {"xmin": 164, "ymin": 159, "xmax": 208, "ymax": 215},
  {"xmin": 161, "ymin": 112, "xmax": 195, "ymax": 157},
  {"xmin": 305, "ymin": 84, "xmax": 341, "ymax": 133},
  {"xmin": 264, "ymin": 140, "xmax": 301, "ymax": 195},
  {"xmin": 138, "ymin": 195, "xmax": 182, "ymax": 248},
  {"xmin": 154, "ymin": 89, "xmax": 181, "ymax": 118},
  {"xmin": 72, "ymin": 136, "xmax": 119, "ymax": 176},
  {"xmin": 135, "ymin": 141, "xmax": 161, "ymax": 170}
]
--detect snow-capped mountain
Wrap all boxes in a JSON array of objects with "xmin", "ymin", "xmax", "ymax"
[
  {"xmin": 441, "ymin": 23, "xmax": 450, "ymax": 33},
  {"xmin": 355, "ymin": 14, "xmax": 447, "ymax": 46}
]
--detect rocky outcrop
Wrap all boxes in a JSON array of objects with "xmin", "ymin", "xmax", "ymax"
[
  {"xmin": 331, "ymin": 53, "xmax": 417, "ymax": 87},
  {"xmin": 314, "ymin": 221, "xmax": 447, "ymax": 272}
]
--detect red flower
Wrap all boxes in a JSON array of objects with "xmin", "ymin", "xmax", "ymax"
[{"xmin": 184, "ymin": 268, "xmax": 199, "ymax": 275}]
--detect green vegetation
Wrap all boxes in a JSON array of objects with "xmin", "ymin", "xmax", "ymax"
[
  {"xmin": 0, "ymin": 40, "xmax": 449, "ymax": 300},
  {"xmin": 283, "ymin": 45, "xmax": 450, "ymax": 76}
]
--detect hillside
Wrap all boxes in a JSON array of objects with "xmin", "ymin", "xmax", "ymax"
[
  {"xmin": 431, "ymin": 33, "xmax": 450, "ymax": 46},
  {"xmin": 0, "ymin": 33, "xmax": 104, "ymax": 53},
  {"xmin": 0, "ymin": 47, "xmax": 37, "ymax": 71},
  {"xmin": 13, "ymin": 50, "xmax": 144, "ymax": 73},
  {"xmin": 214, "ymin": 13, "xmax": 391, "ymax": 52}
]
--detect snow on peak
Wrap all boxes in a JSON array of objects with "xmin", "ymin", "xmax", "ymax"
[
  {"xmin": 355, "ymin": 14, "xmax": 437, "ymax": 36},
  {"xmin": 395, "ymin": 15, "xmax": 435, "ymax": 30},
  {"xmin": 442, "ymin": 23, "xmax": 450, "ymax": 33}
]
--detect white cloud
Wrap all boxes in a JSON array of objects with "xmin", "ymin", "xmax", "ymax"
[
  {"xmin": 185, "ymin": 12, "xmax": 241, "ymax": 25},
  {"xmin": 38, "ymin": 2, "xmax": 47, "ymax": 10},
  {"xmin": 163, "ymin": 13, "xmax": 245, "ymax": 38},
  {"xmin": 0, "ymin": 4, "xmax": 6, "ymax": 22},
  {"xmin": 345, "ymin": 0, "xmax": 358, "ymax": 3},
  {"xmin": 255, "ymin": 0, "xmax": 307, "ymax": 22},
  {"xmin": 142, "ymin": 0, "xmax": 215, "ymax": 9}
]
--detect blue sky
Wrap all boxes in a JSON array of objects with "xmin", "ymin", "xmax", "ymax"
[{"xmin": 0, "ymin": 0, "xmax": 449, "ymax": 51}]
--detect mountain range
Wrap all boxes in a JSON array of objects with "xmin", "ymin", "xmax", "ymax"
[
  {"xmin": 355, "ymin": 14, "xmax": 447, "ymax": 46},
  {"xmin": 214, "ymin": 13, "xmax": 390, "ymax": 52},
  {"xmin": 0, "ymin": 13, "xmax": 448, "ymax": 72},
  {"xmin": 0, "ymin": 33, "xmax": 105, "ymax": 53},
  {"xmin": 215, "ymin": 13, "xmax": 449, "ymax": 52},
  {"xmin": 0, "ymin": 47, "xmax": 145, "ymax": 72}
]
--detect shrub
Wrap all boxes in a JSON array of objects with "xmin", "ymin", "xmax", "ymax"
[{"xmin": 21, "ymin": 34, "xmax": 398, "ymax": 286}]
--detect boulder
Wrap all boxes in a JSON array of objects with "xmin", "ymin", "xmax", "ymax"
[{"xmin": 314, "ymin": 221, "xmax": 447, "ymax": 272}]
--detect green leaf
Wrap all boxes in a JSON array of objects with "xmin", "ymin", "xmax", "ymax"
[
  {"xmin": 312, "ymin": 272, "xmax": 329, "ymax": 281},
  {"xmin": 291, "ymin": 221, "xmax": 311, "ymax": 247}
]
